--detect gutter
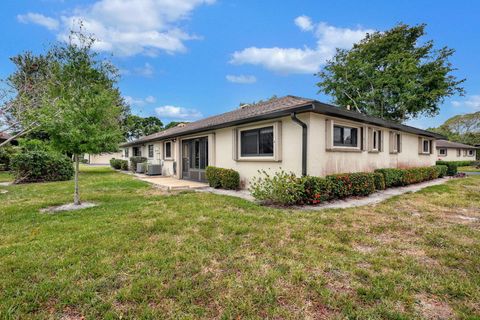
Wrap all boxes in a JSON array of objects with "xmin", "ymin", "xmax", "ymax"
[{"xmin": 290, "ymin": 112, "xmax": 308, "ymax": 176}]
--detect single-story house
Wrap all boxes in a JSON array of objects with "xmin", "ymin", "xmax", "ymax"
[
  {"xmin": 84, "ymin": 152, "xmax": 123, "ymax": 165},
  {"xmin": 121, "ymin": 96, "xmax": 443, "ymax": 188},
  {"xmin": 436, "ymin": 140, "xmax": 477, "ymax": 161}
]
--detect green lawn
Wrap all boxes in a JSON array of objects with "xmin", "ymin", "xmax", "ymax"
[
  {"xmin": 1, "ymin": 166, "xmax": 479, "ymax": 319},
  {"xmin": 459, "ymin": 166, "xmax": 480, "ymax": 172},
  {"xmin": 0, "ymin": 171, "xmax": 13, "ymax": 182}
]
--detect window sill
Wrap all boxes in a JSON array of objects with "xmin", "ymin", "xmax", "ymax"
[
  {"xmin": 418, "ymin": 152, "xmax": 431, "ymax": 156},
  {"xmin": 164, "ymin": 158, "xmax": 174, "ymax": 161},
  {"xmin": 236, "ymin": 157, "xmax": 280, "ymax": 162},
  {"xmin": 327, "ymin": 147, "xmax": 362, "ymax": 153},
  {"xmin": 390, "ymin": 151, "xmax": 399, "ymax": 154}
]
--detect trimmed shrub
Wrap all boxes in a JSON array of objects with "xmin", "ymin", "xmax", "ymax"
[
  {"xmin": 435, "ymin": 165, "xmax": 448, "ymax": 178},
  {"xmin": 326, "ymin": 172, "xmax": 376, "ymax": 199},
  {"xmin": 110, "ymin": 158, "xmax": 121, "ymax": 169},
  {"xmin": 435, "ymin": 161, "xmax": 458, "ymax": 176},
  {"xmin": 373, "ymin": 172, "xmax": 386, "ymax": 190},
  {"xmin": 10, "ymin": 150, "xmax": 74, "ymax": 183},
  {"xmin": 220, "ymin": 168, "xmax": 240, "ymax": 190},
  {"xmin": 206, "ymin": 166, "xmax": 240, "ymax": 190},
  {"xmin": 129, "ymin": 156, "xmax": 147, "ymax": 172},
  {"xmin": 206, "ymin": 166, "xmax": 221, "ymax": 188},
  {"xmin": 120, "ymin": 160, "xmax": 129, "ymax": 171},
  {"xmin": 374, "ymin": 168, "xmax": 405, "ymax": 187},
  {"xmin": 299, "ymin": 176, "xmax": 332, "ymax": 204},
  {"xmin": 250, "ymin": 169, "xmax": 303, "ymax": 205}
]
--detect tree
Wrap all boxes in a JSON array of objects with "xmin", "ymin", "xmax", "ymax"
[
  {"xmin": 164, "ymin": 121, "xmax": 187, "ymax": 130},
  {"xmin": 123, "ymin": 115, "xmax": 163, "ymax": 140},
  {"xmin": 428, "ymin": 112, "xmax": 480, "ymax": 146},
  {"xmin": 40, "ymin": 30, "xmax": 124, "ymax": 205},
  {"xmin": 0, "ymin": 52, "xmax": 57, "ymax": 147},
  {"xmin": 317, "ymin": 23, "xmax": 465, "ymax": 123}
]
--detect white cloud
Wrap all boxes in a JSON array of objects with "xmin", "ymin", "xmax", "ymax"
[
  {"xmin": 124, "ymin": 95, "xmax": 156, "ymax": 107},
  {"xmin": 294, "ymin": 15, "xmax": 313, "ymax": 31},
  {"xmin": 155, "ymin": 105, "xmax": 202, "ymax": 120},
  {"xmin": 452, "ymin": 95, "xmax": 480, "ymax": 111},
  {"xmin": 17, "ymin": 13, "xmax": 59, "ymax": 30},
  {"xmin": 134, "ymin": 63, "xmax": 155, "ymax": 77},
  {"xmin": 19, "ymin": 0, "xmax": 215, "ymax": 56},
  {"xmin": 230, "ymin": 17, "xmax": 373, "ymax": 74},
  {"xmin": 226, "ymin": 74, "xmax": 257, "ymax": 84}
]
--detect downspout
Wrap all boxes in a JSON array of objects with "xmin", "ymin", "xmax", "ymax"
[{"xmin": 290, "ymin": 112, "xmax": 308, "ymax": 176}]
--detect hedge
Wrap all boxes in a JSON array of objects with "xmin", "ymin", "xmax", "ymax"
[
  {"xmin": 10, "ymin": 150, "xmax": 74, "ymax": 183},
  {"xmin": 435, "ymin": 165, "xmax": 448, "ymax": 178},
  {"xmin": 436, "ymin": 160, "xmax": 458, "ymax": 176},
  {"xmin": 110, "ymin": 158, "xmax": 128, "ymax": 170},
  {"xmin": 251, "ymin": 165, "xmax": 443, "ymax": 206},
  {"xmin": 206, "ymin": 166, "xmax": 240, "ymax": 190},
  {"xmin": 129, "ymin": 156, "xmax": 147, "ymax": 172}
]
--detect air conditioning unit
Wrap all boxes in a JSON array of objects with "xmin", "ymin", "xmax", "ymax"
[
  {"xmin": 136, "ymin": 163, "xmax": 145, "ymax": 173},
  {"xmin": 146, "ymin": 164, "xmax": 162, "ymax": 176}
]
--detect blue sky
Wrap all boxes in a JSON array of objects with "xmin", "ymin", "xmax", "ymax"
[{"xmin": 1, "ymin": 0, "xmax": 478, "ymax": 128}]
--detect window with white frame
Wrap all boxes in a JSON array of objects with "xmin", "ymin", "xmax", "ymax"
[
  {"xmin": 467, "ymin": 149, "xmax": 475, "ymax": 156},
  {"xmin": 438, "ymin": 148, "xmax": 447, "ymax": 156},
  {"xmin": 240, "ymin": 126, "xmax": 274, "ymax": 157},
  {"xmin": 371, "ymin": 129, "xmax": 382, "ymax": 151},
  {"xmin": 457, "ymin": 149, "xmax": 461, "ymax": 157},
  {"xmin": 148, "ymin": 144, "xmax": 154, "ymax": 158},
  {"xmin": 133, "ymin": 146, "xmax": 141, "ymax": 156},
  {"xmin": 124, "ymin": 148, "xmax": 129, "ymax": 158},
  {"xmin": 333, "ymin": 125, "xmax": 358, "ymax": 147},
  {"xmin": 391, "ymin": 133, "xmax": 401, "ymax": 153},
  {"xmin": 422, "ymin": 139, "xmax": 430, "ymax": 153},
  {"xmin": 164, "ymin": 141, "xmax": 172, "ymax": 159}
]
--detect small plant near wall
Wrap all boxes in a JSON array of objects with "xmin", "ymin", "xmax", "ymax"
[{"xmin": 206, "ymin": 166, "xmax": 240, "ymax": 190}]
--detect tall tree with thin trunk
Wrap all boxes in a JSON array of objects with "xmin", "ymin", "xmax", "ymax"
[
  {"xmin": 41, "ymin": 29, "xmax": 124, "ymax": 205},
  {"xmin": 316, "ymin": 23, "xmax": 465, "ymax": 123}
]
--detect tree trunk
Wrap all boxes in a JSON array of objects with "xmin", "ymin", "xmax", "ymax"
[{"xmin": 74, "ymin": 154, "xmax": 81, "ymax": 205}]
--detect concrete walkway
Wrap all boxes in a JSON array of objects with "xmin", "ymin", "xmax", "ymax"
[
  {"xmin": 294, "ymin": 177, "xmax": 450, "ymax": 210},
  {"xmin": 118, "ymin": 170, "xmax": 209, "ymax": 191}
]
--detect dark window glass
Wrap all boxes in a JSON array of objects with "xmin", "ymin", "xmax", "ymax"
[
  {"xmin": 133, "ymin": 147, "xmax": 141, "ymax": 156},
  {"xmin": 165, "ymin": 142, "xmax": 172, "ymax": 158},
  {"xmin": 373, "ymin": 131, "xmax": 377, "ymax": 149},
  {"xmin": 124, "ymin": 148, "xmax": 129, "ymax": 157},
  {"xmin": 148, "ymin": 145, "xmax": 154, "ymax": 158},
  {"xmin": 396, "ymin": 134, "xmax": 401, "ymax": 152},
  {"xmin": 194, "ymin": 140, "xmax": 200, "ymax": 168},
  {"xmin": 240, "ymin": 126, "xmax": 274, "ymax": 157},
  {"xmin": 333, "ymin": 125, "xmax": 358, "ymax": 147},
  {"xmin": 423, "ymin": 140, "xmax": 429, "ymax": 153}
]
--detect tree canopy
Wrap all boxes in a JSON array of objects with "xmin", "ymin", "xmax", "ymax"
[
  {"xmin": 428, "ymin": 112, "xmax": 480, "ymax": 146},
  {"xmin": 123, "ymin": 115, "xmax": 163, "ymax": 141},
  {"xmin": 317, "ymin": 23, "xmax": 465, "ymax": 123}
]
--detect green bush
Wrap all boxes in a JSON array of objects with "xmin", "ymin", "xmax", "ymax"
[
  {"xmin": 374, "ymin": 168, "xmax": 405, "ymax": 187},
  {"xmin": 220, "ymin": 168, "xmax": 240, "ymax": 190},
  {"xmin": 120, "ymin": 160, "xmax": 129, "ymax": 170},
  {"xmin": 326, "ymin": 172, "xmax": 376, "ymax": 199},
  {"xmin": 435, "ymin": 161, "xmax": 458, "ymax": 176},
  {"xmin": 299, "ymin": 176, "xmax": 332, "ymax": 204},
  {"xmin": 435, "ymin": 165, "xmax": 448, "ymax": 178},
  {"xmin": 10, "ymin": 150, "xmax": 74, "ymax": 183},
  {"xmin": 129, "ymin": 156, "xmax": 147, "ymax": 172},
  {"xmin": 110, "ymin": 158, "xmax": 129, "ymax": 170},
  {"xmin": 206, "ymin": 166, "xmax": 240, "ymax": 190},
  {"xmin": 373, "ymin": 172, "xmax": 386, "ymax": 190},
  {"xmin": 250, "ymin": 169, "xmax": 303, "ymax": 205},
  {"xmin": 206, "ymin": 166, "xmax": 221, "ymax": 188},
  {"xmin": 0, "ymin": 145, "xmax": 18, "ymax": 171}
]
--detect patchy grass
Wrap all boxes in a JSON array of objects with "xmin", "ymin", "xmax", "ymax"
[
  {"xmin": 459, "ymin": 166, "xmax": 480, "ymax": 172},
  {"xmin": 0, "ymin": 171, "xmax": 13, "ymax": 182},
  {"xmin": 0, "ymin": 166, "xmax": 479, "ymax": 319}
]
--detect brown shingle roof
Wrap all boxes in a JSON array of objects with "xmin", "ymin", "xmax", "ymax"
[
  {"xmin": 122, "ymin": 95, "xmax": 444, "ymax": 147},
  {"xmin": 436, "ymin": 139, "xmax": 478, "ymax": 149}
]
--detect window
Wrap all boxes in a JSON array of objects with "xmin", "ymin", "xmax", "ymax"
[
  {"xmin": 467, "ymin": 149, "xmax": 474, "ymax": 156},
  {"xmin": 423, "ymin": 139, "xmax": 430, "ymax": 153},
  {"xmin": 371, "ymin": 129, "xmax": 382, "ymax": 151},
  {"xmin": 457, "ymin": 149, "xmax": 461, "ymax": 157},
  {"xmin": 240, "ymin": 126, "xmax": 274, "ymax": 157},
  {"xmin": 392, "ymin": 133, "xmax": 401, "ymax": 153},
  {"xmin": 148, "ymin": 145, "xmax": 154, "ymax": 158},
  {"xmin": 124, "ymin": 148, "xmax": 129, "ymax": 158},
  {"xmin": 133, "ymin": 146, "xmax": 141, "ymax": 157},
  {"xmin": 333, "ymin": 125, "xmax": 358, "ymax": 147},
  {"xmin": 439, "ymin": 148, "xmax": 447, "ymax": 156},
  {"xmin": 164, "ymin": 141, "xmax": 172, "ymax": 159}
]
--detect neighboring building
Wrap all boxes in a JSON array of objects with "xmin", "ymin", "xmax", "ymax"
[
  {"xmin": 0, "ymin": 132, "xmax": 17, "ymax": 145},
  {"xmin": 85, "ymin": 152, "xmax": 123, "ymax": 165},
  {"xmin": 121, "ymin": 96, "xmax": 443, "ymax": 187},
  {"xmin": 436, "ymin": 140, "xmax": 478, "ymax": 161}
]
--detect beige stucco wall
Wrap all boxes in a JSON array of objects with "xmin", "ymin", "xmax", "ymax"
[
  {"xmin": 123, "ymin": 111, "xmax": 438, "ymax": 188},
  {"xmin": 436, "ymin": 147, "xmax": 476, "ymax": 161},
  {"xmin": 86, "ymin": 152, "xmax": 122, "ymax": 165}
]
